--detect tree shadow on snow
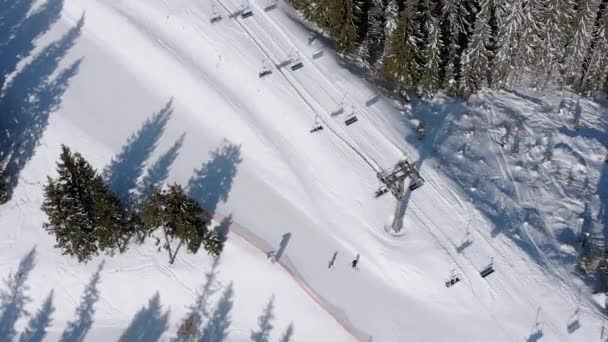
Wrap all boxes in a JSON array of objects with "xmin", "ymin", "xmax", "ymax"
[
  {"xmin": 134, "ymin": 133, "xmax": 185, "ymax": 207},
  {"xmin": 103, "ymin": 100, "xmax": 174, "ymax": 205},
  {"xmin": 277, "ymin": 323, "xmax": 294, "ymax": 342},
  {"xmin": 59, "ymin": 261, "xmax": 104, "ymax": 342},
  {"xmin": 0, "ymin": 14, "xmax": 84, "ymax": 200},
  {"xmin": 198, "ymin": 282, "xmax": 234, "ymax": 342},
  {"xmin": 175, "ymin": 257, "xmax": 221, "ymax": 342},
  {"xmin": 118, "ymin": 292, "xmax": 169, "ymax": 342},
  {"xmin": 187, "ymin": 140, "xmax": 243, "ymax": 215},
  {"xmin": 250, "ymin": 295, "xmax": 275, "ymax": 342},
  {"xmin": 0, "ymin": 0, "xmax": 64, "ymax": 90},
  {"xmin": 215, "ymin": 215, "xmax": 232, "ymax": 245},
  {"xmin": 0, "ymin": 247, "xmax": 37, "ymax": 341},
  {"xmin": 19, "ymin": 290, "xmax": 55, "ymax": 342}
]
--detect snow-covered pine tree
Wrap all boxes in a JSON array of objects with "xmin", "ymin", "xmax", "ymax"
[
  {"xmin": 492, "ymin": 0, "xmax": 526, "ymax": 87},
  {"xmin": 383, "ymin": 1, "xmax": 421, "ymax": 92},
  {"xmin": 327, "ymin": 0, "xmax": 360, "ymax": 53},
  {"xmin": 580, "ymin": 2, "xmax": 608, "ymax": 92},
  {"xmin": 358, "ymin": 0, "xmax": 386, "ymax": 67},
  {"xmin": 440, "ymin": 0, "xmax": 471, "ymax": 94},
  {"xmin": 563, "ymin": 0, "xmax": 601, "ymax": 89},
  {"xmin": 460, "ymin": 0, "xmax": 494, "ymax": 96},
  {"xmin": 374, "ymin": 0, "xmax": 399, "ymax": 75},
  {"xmin": 534, "ymin": 0, "xmax": 575, "ymax": 88},
  {"xmin": 142, "ymin": 184, "xmax": 221, "ymax": 264},
  {"xmin": 42, "ymin": 145, "xmax": 131, "ymax": 262},
  {"xmin": 420, "ymin": 17, "xmax": 444, "ymax": 97}
]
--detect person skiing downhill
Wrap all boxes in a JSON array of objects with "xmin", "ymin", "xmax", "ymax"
[{"xmin": 352, "ymin": 253, "xmax": 360, "ymax": 268}]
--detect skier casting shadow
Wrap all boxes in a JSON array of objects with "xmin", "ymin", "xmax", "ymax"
[
  {"xmin": 268, "ymin": 233, "xmax": 291, "ymax": 263},
  {"xmin": 352, "ymin": 254, "xmax": 360, "ymax": 269}
]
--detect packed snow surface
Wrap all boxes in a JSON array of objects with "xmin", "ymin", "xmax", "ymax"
[{"xmin": 1, "ymin": 0, "xmax": 607, "ymax": 341}]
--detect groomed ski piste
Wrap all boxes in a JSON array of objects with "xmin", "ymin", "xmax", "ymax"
[{"xmin": 1, "ymin": 0, "xmax": 607, "ymax": 341}]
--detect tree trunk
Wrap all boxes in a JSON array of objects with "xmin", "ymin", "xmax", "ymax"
[{"xmin": 170, "ymin": 239, "xmax": 184, "ymax": 265}]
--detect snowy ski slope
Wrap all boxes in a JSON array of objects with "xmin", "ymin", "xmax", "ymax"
[{"xmin": 0, "ymin": 0, "xmax": 607, "ymax": 341}]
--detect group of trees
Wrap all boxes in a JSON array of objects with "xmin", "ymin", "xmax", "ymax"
[
  {"xmin": 41, "ymin": 145, "xmax": 224, "ymax": 263},
  {"xmin": 290, "ymin": 0, "xmax": 608, "ymax": 97},
  {"xmin": 0, "ymin": 163, "xmax": 8, "ymax": 204}
]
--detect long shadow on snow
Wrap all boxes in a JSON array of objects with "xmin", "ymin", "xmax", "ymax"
[
  {"xmin": 59, "ymin": 261, "xmax": 104, "ymax": 342},
  {"xmin": 0, "ymin": 247, "xmax": 37, "ymax": 341},
  {"xmin": 277, "ymin": 323, "xmax": 294, "ymax": 342},
  {"xmin": 405, "ymin": 95, "xmax": 556, "ymax": 266},
  {"xmin": 134, "ymin": 133, "xmax": 185, "ymax": 207},
  {"xmin": 198, "ymin": 282, "xmax": 234, "ymax": 342},
  {"xmin": 187, "ymin": 140, "xmax": 242, "ymax": 215},
  {"xmin": 560, "ymin": 125, "xmax": 608, "ymax": 254},
  {"xmin": 19, "ymin": 290, "xmax": 55, "ymax": 342},
  {"xmin": 0, "ymin": 15, "xmax": 84, "ymax": 200},
  {"xmin": 174, "ymin": 257, "xmax": 221, "ymax": 342},
  {"xmin": 250, "ymin": 295, "xmax": 275, "ymax": 342},
  {"xmin": 103, "ymin": 99, "xmax": 173, "ymax": 206},
  {"xmin": 0, "ymin": 0, "xmax": 64, "ymax": 91},
  {"xmin": 118, "ymin": 292, "xmax": 169, "ymax": 342}
]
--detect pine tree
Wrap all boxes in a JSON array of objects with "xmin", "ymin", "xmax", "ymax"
[
  {"xmin": 42, "ymin": 145, "xmax": 131, "ymax": 262},
  {"xmin": 0, "ymin": 162, "xmax": 8, "ymax": 204},
  {"xmin": 142, "ymin": 184, "xmax": 221, "ymax": 264},
  {"xmin": 420, "ymin": 17, "xmax": 443, "ymax": 96},
  {"xmin": 383, "ymin": 1, "xmax": 420, "ymax": 92},
  {"xmin": 374, "ymin": 0, "xmax": 399, "ymax": 74},
  {"xmin": 492, "ymin": 0, "xmax": 526, "ymax": 87},
  {"xmin": 534, "ymin": 0, "xmax": 575, "ymax": 88},
  {"xmin": 441, "ymin": 0, "xmax": 471, "ymax": 94},
  {"xmin": 327, "ymin": 0, "xmax": 360, "ymax": 53},
  {"xmin": 564, "ymin": 0, "xmax": 601, "ymax": 89},
  {"xmin": 358, "ymin": 0, "xmax": 386, "ymax": 67},
  {"xmin": 460, "ymin": 0, "xmax": 494, "ymax": 96},
  {"xmin": 581, "ymin": 3, "xmax": 608, "ymax": 91}
]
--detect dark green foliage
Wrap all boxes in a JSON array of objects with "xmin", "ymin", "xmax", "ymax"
[
  {"xmin": 289, "ymin": 0, "xmax": 608, "ymax": 97},
  {"xmin": 0, "ymin": 163, "xmax": 8, "ymax": 204},
  {"xmin": 41, "ymin": 145, "xmax": 132, "ymax": 262},
  {"xmin": 142, "ymin": 184, "xmax": 222, "ymax": 263}
]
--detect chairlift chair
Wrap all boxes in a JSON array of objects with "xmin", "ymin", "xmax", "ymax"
[
  {"xmin": 344, "ymin": 105, "xmax": 358, "ymax": 126},
  {"xmin": 480, "ymin": 263, "xmax": 495, "ymax": 278},
  {"xmin": 310, "ymin": 116, "xmax": 323, "ymax": 133},
  {"xmin": 241, "ymin": 3, "xmax": 254, "ymax": 18},
  {"xmin": 291, "ymin": 60, "xmax": 304, "ymax": 71},
  {"xmin": 210, "ymin": 5, "xmax": 222, "ymax": 23},
  {"xmin": 374, "ymin": 187, "xmax": 388, "ymax": 198},
  {"xmin": 258, "ymin": 60, "xmax": 272, "ymax": 78}
]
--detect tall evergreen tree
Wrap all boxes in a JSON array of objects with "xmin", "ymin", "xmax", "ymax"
[
  {"xmin": 358, "ymin": 0, "xmax": 386, "ymax": 67},
  {"xmin": 441, "ymin": 0, "xmax": 471, "ymax": 94},
  {"xmin": 42, "ymin": 145, "xmax": 131, "ymax": 262},
  {"xmin": 383, "ymin": 1, "xmax": 421, "ymax": 92},
  {"xmin": 492, "ymin": 0, "xmax": 526, "ymax": 87},
  {"xmin": 581, "ymin": 2, "xmax": 608, "ymax": 91},
  {"xmin": 0, "ymin": 162, "xmax": 8, "ymax": 204},
  {"xmin": 563, "ymin": 0, "xmax": 601, "ymax": 88},
  {"xmin": 461, "ymin": 0, "xmax": 494, "ymax": 96},
  {"xmin": 327, "ymin": 0, "xmax": 360, "ymax": 53},
  {"xmin": 420, "ymin": 17, "xmax": 444, "ymax": 96},
  {"xmin": 534, "ymin": 0, "xmax": 575, "ymax": 87},
  {"xmin": 142, "ymin": 184, "xmax": 222, "ymax": 264}
]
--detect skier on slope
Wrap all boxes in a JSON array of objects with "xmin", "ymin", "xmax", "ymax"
[{"xmin": 352, "ymin": 254, "xmax": 360, "ymax": 269}]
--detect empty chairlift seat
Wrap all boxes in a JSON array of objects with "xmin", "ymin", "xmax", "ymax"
[
  {"xmin": 241, "ymin": 9, "xmax": 254, "ymax": 18},
  {"xmin": 291, "ymin": 61, "xmax": 304, "ymax": 71},
  {"xmin": 344, "ymin": 114, "xmax": 358, "ymax": 126},
  {"xmin": 480, "ymin": 264, "xmax": 495, "ymax": 278}
]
